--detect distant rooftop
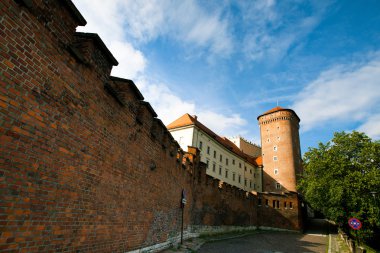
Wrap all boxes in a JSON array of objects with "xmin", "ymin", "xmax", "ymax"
[{"xmin": 167, "ymin": 113, "xmax": 262, "ymax": 167}]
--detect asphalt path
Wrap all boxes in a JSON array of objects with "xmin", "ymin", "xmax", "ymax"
[{"xmin": 198, "ymin": 231, "xmax": 328, "ymax": 253}]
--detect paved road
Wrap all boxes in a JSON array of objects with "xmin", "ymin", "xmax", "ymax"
[{"xmin": 198, "ymin": 232, "xmax": 328, "ymax": 253}]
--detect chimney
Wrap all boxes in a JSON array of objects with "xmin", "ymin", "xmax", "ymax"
[{"xmin": 192, "ymin": 115, "xmax": 198, "ymax": 121}]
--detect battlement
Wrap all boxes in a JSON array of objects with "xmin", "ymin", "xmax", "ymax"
[{"xmin": 0, "ymin": 1, "xmax": 303, "ymax": 251}]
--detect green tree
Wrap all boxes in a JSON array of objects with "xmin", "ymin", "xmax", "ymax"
[{"xmin": 298, "ymin": 131, "xmax": 380, "ymax": 239}]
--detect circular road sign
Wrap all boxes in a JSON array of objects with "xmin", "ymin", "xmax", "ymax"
[{"xmin": 348, "ymin": 217, "xmax": 362, "ymax": 230}]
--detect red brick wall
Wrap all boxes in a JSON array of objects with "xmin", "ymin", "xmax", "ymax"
[
  {"xmin": 0, "ymin": 1, "xmax": 303, "ymax": 252},
  {"xmin": 257, "ymin": 192, "xmax": 302, "ymax": 231},
  {"xmin": 192, "ymin": 162, "xmax": 257, "ymax": 227},
  {"xmin": 0, "ymin": 1, "xmax": 194, "ymax": 252}
]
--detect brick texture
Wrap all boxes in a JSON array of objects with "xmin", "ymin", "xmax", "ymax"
[{"xmin": 0, "ymin": 1, "xmax": 303, "ymax": 252}]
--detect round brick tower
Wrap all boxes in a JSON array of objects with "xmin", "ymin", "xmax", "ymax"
[{"xmin": 257, "ymin": 107, "xmax": 302, "ymax": 193}]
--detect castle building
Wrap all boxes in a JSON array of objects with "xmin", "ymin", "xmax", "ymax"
[
  {"xmin": 257, "ymin": 106, "xmax": 302, "ymax": 193},
  {"xmin": 167, "ymin": 114, "xmax": 263, "ymax": 192},
  {"xmin": 168, "ymin": 106, "xmax": 302, "ymax": 194}
]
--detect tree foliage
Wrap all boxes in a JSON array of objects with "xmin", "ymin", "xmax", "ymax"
[{"xmin": 298, "ymin": 131, "xmax": 380, "ymax": 238}]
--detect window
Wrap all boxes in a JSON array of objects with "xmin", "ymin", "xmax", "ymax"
[
  {"xmin": 232, "ymin": 173, "xmax": 235, "ymax": 181},
  {"xmin": 199, "ymin": 141, "xmax": 203, "ymax": 150},
  {"xmin": 276, "ymin": 183, "xmax": 281, "ymax": 189},
  {"xmin": 253, "ymin": 173, "xmax": 256, "ymax": 178},
  {"xmin": 212, "ymin": 163, "xmax": 216, "ymax": 172},
  {"xmin": 258, "ymin": 198, "xmax": 262, "ymax": 206},
  {"xmin": 273, "ymin": 145, "xmax": 278, "ymax": 151},
  {"xmin": 244, "ymin": 166, "xmax": 247, "ymax": 171},
  {"xmin": 265, "ymin": 199, "xmax": 269, "ymax": 207},
  {"xmin": 239, "ymin": 163, "xmax": 242, "ymax": 168},
  {"xmin": 289, "ymin": 202, "xmax": 293, "ymax": 209},
  {"xmin": 219, "ymin": 166, "xmax": 222, "ymax": 175},
  {"xmin": 206, "ymin": 159, "xmax": 209, "ymax": 169},
  {"xmin": 244, "ymin": 179, "xmax": 247, "ymax": 186},
  {"xmin": 226, "ymin": 158, "xmax": 228, "ymax": 165},
  {"xmin": 277, "ymin": 200, "xmax": 280, "ymax": 209},
  {"xmin": 238, "ymin": 175, "xmax": 241, "ymax": 183},
  {"xmin": 220, "ymin": 154, "xmax": 222, "ymax": 162},
  {"xmin": 277, "ymin": 136, "xmax": 280, "ymax": 141},
  {"xmin": 207, "ymin": 146, "xmax": 210, "ymax": 155},
  {"xmin": 250, "ymin": 169, "xmax": 252, "ymax": 174},
  {"xmin": 225, "ymin": 169, "xmax": 228, "ymax": 178},
  {"xmin": 253, "ymin": 183, "xmax": 256, "ymax": 189},
  {"xmin": 284, "ymin": 201, "xmax": 287, "ymax": 209},
  {"xmin": 213, "ymin": 150, "xmax": 216, "ymax": 158},
  {"xmin": 249, "ymin": 180, "xmax": 252, "ymax": 188},
  {"xmin": 273, "ymin": 156, "xmax": 278, "ymax": 161},
  {"xmin": 272, "ymin": 200, "xmax": 276, "ymax": 208},
  {"xmin": 232, "ymin": 159, "xmax": 235, "ymax": 165},
  {"xmin": 274, "ymin": 169, "xmax": 278, "ymax": 175},
  {"xmin": 267, "ymin": 138, "xmax": 270, "ymax": 142}
]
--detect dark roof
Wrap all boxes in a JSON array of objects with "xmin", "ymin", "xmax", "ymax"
[
  {"xmin": 257, "ymin": 106, "xmax": 300, "ymax": 122},
  {"xmin": 74, "ymin": 32, "xmax": 118, "ymax": 66},
  {"xmin": 110, "ymin": 76, "xmax": 144, "ymax": 100},
  {"xmin": 139, "ymin": 101, "xmax": 157, "ymax": 118},
  {"xmin": 62, "ymin": 0, "xmax": 87, "ymax": 26}
]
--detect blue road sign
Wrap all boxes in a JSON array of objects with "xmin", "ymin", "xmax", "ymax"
[{"xmin": 348, "ymin": 217, "xmax": 362, "ymax": 230}]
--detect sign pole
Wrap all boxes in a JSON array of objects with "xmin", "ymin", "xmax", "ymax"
[
  {"xmin": 181, "ymin": 206, "xmax": 184, "ymax": 244},
  {"xmin": 180, "ymin": 189, "xmax": 186, "ymax": 245}
]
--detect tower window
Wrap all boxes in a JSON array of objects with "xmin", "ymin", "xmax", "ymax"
[
  {"xmin": 273, "ymin": 145, "xmax": 278, "ymax": 151},
  {"xmin": 274, "ymin": 169, "xmax": 278, "ymax": 175},
  {"xmin": 277, "ymin": 136, "xmax": 280, "ymax": 141},
  {"xmin": 267, "ymin": 138, "xmax": 270, "ymax": 142},
  {"xmin": 273, "ymin": 156, "xmax": 278, "ymax": 161}
]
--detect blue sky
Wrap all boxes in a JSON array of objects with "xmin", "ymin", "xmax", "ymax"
[{"xmin": 73, "ymin": 0, "xmax": 380, "ymax": 154}]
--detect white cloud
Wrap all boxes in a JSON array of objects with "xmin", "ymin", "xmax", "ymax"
[
  {"xmin": 73, "ymin": 0, "xmax": 147, "ymax": 79},
  {"xmin": 291, "ymin": 53, "xmax": 380, "ymax": 137},
  {"xmin": 240, "ymin": 1, "xmax": 328, "ymax": 63},
  {"xmin": 358, "ymin": 114, "xmax": 380, "ymax": 140},
  {"xmin": 109, "ymin": 41, "xmax": 146, "ymax": 79},
  {"xmin": 135, "ymin": 77, "xmax": 247, "ymax": 137},
  {"xmin": 76, "ymin": 0, "xmax": 233, "ymax": 57},
  {"xmin": 197, "ymin": 111, "xmax": 247, "ymax": 137}
]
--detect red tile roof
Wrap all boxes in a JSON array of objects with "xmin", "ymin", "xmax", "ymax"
[{"xmin": 167, "ymin": 113, "xmax": 262, "ymax": 166}]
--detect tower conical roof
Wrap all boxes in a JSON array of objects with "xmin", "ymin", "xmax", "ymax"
[{"xmin": 257, "ymin": 106, "xmax": 300, "ymax": 122}]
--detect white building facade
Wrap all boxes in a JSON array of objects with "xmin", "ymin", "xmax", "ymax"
[{"xmin": 168, "ymin": 114, "xmax": 262, "ymax": 192}]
